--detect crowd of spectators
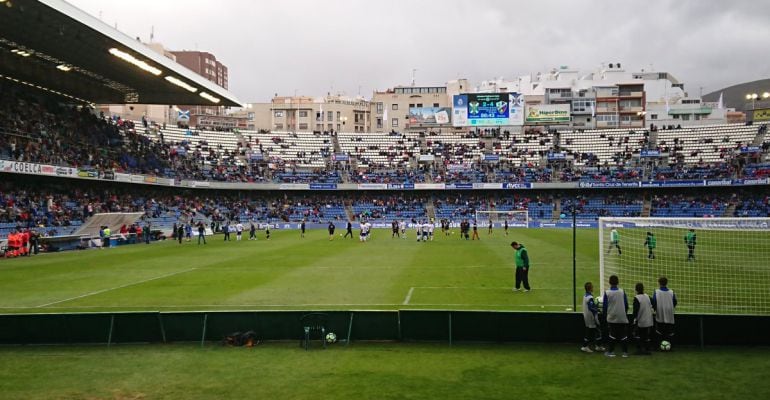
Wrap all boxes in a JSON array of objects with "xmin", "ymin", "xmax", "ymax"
[{"xmin": 2, "ymin": 83, "xmax": 770, "ymax": 186}]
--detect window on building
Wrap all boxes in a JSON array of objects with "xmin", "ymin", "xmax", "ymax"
[
  {"xmin": 247, "ymin": 112, "xmax": 255, "ymax": 121},
  {"xmin": 376, "ymin": 103, "xmax": 383, "ymax": 114},
  {"xmin": 299, "ymin": 111, "xmax": 308, "ymax": 118},
  {"xmin": 673, "ymin": 114, "xmax": 680, "ymax": 119},
  {"xmin": 274, "ymin": 111, "xmax": 284, "ymax": 118},
  {"xmin": 392, "ymin": 104, "xmax": 398, "ymax": 111},
  {"xmin": 409, "ymin": 104, "xmax": 415, "ymax": 108},
  {"xmin": 681, "ymin": 114, "xmax": 691, "ymax": 121},
  {"xmin": 327, "ymin": 111, "xmax": 333, "ymax": 121},
  {"xmin": 274, "ymin": 123, "xmax": 284, "ymax": 130},
  {"xmin": 433, "ymin": 103, "xmax": 440, "ymax": 108},
  {"xmin": 417, "ymin": 103, "xmax": 423, "ymax": 108},
  {"xmin": 392, "ymin": 118, "xmax": 398, "ymax": 128},
  {"xmin": 650, "ymin": 114, "xmax": 658, "ymax": 120},
  {"xmin": 336, "ymin": 111, "xmax": 341, "ymax": 121},
  {"xmin": 337, "ymin": 124, "xmax": 341, "ymax": 131},
  {"xmin": 299, "ymin": 123, "xmax": 309, "ymax": 130},
  {"xmin": 327, "ymin": 123, "xmax": 333, "ymax": 131}
]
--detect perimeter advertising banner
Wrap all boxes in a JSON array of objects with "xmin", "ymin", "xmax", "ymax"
[
  {"xmin": 408, "ymin": 107, "xmax": 452, "ymax": 125},
  {"xmin": 525, "ymin": 104, "xmax": 571, "ymax": 124},
  {"xmin": 452, "ymin": 93, "xmax": 524, "ymax": 127},
  {"xmin": 754, "ymin": 108, "xmax": 770, "ymax": 122}
]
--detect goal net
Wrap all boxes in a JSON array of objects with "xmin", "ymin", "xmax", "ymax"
[
  {"xmin": 475, "ymin": 210, "xmax": 529, "ymax": 228},
  {"xmin": 599, "ymin": 217, "xmax": 770, "ymax": 315}
]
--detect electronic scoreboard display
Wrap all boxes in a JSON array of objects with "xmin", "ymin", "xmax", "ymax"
[
  {"xmin": 453, "ymin": 93, "xmax": 524, "ymax": 126},
  {"xmin": 467, "ymin": 93, "xmax": 509, "ymax": 120}
]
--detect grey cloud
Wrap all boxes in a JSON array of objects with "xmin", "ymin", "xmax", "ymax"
[{"xmin": 67, "ymin": 0, "xmax": 769, "ymax": 102}]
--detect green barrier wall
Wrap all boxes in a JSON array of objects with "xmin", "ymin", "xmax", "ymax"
[{"xmin": 0, "ymin": 311, "xmax": 768, "ymax": 346}]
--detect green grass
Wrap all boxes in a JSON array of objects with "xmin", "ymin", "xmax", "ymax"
[
  {"xmin": 1, "ymin": 226, "xmax": 768, "ymax": 314},
  {"xmin": 0, "ymin": 228, "xmax": 599, "ymax": 313},
  {"xmin": 0, "ymin": 343, "xmax": 768, "ymax": 400}
]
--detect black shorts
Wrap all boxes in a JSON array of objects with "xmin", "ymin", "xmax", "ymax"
[{"xmin": 608, "ymin": 323, "xmax": 628, "ymax": 340}]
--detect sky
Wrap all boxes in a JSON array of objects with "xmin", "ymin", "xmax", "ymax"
[{"xmin": 67, "ymin": 0, "xmax": 770, "ymax": 103}]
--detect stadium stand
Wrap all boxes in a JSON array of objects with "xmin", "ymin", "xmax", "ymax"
[{"xmin": 1, "ymin": 83, "xmax": 769, "ymax": 187}]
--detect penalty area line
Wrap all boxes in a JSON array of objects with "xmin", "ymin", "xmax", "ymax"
[{"xmin": 35, "ymin": 268, "xmax": 198, "ymax": 308}]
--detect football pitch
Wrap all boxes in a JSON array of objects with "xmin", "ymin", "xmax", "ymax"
[
  {"xmin": 0, "ymin": 227, "xmax": 767, "ymax": 314},
  {"xmin": 0, "ymin": 228, "xmax": 592, "ymax": 313}
]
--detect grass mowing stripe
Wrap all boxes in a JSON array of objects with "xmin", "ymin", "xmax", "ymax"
[{"xmin": 35, "ymin": 268, "xmax": 198, "ymax": 308}]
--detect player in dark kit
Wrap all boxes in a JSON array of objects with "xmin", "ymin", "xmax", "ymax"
[
  {"xmin": 392, "ymin": 220, "xmax": 399, "ymax": 238},
  {"xmin": 684, "ymin": 229, "xmax": 696, "ymax": 261},
  {"xmin": 643, "ymin": 232, "xmax": 656, "ymax": 259},
  {"xmin": 197, "ymin": 221, "xmax": 207, "ymax": 245},
  {"xmin": 504, "ymin": 219, "xmax": 509, "ymax": 236},
  {"xmin": 301, "ymin": 219, "xmax": 306, "ymax": 238},
  {"xmin": 344, "ymin": 220, "xmax": 353, "ymax": 238},
  {"xmin": 328, "ymin": 221, "xmax": 336, "ymax": 241}
]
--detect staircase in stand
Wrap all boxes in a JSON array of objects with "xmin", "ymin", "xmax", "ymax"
[
  {"xmin": 425, "ymin": 199, "xmax": 436, "ymax": 221},
  {"xmin": 344, "ymin": 201, "xmax": 356, "ymax": 221},
  {"xmin": 722, "ymin": 202, "xmax": 736, "ymax": 217},
  {"xmin": 641, "ymin": 196, "xmax": 652, "ymax": 217},
  {"xmin": 552, "ymin": 198, "xmax": 561, "ymax": 221}
]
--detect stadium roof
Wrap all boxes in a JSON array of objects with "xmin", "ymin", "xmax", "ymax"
[{"xmin": 0, "ymin": 0, "xmax": 241, "ymax": 107}]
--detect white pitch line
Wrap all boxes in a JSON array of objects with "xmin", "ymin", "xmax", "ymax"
[
  {"xmin": 35, "ymin": 268, "xmax": 198, "ymax": 308},
  {"xmin": 403, "ymin": 287, "xmax": 415, "ymax": 305}
]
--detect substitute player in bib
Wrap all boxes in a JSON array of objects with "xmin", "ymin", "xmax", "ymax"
[
  {"xmin": 632, "ymin": 282, "xmax": 653, "ymax": 355},
  {"xmin": 602, "ymin": 275, "xmax": 629, "ymax": 358},
  {"xmin": 652, "ymin": 276, "xmax": 677, "ymax": 348},
  {"xmin": 581, "ymin": 282, "xmax": 605, "ymax": 353}
]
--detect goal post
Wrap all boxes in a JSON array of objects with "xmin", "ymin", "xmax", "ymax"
[
  {"xmin": 475, "ymin": 210, "xmax": 529, "ymax": 228},
  {"xmin": 598, "ymin": 217, "xmax": 770, "ymax": 315}
]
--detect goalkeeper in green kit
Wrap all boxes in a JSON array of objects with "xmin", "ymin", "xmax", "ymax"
[
  {"xmin": 644, "ymin": 232, "xmax": 656, "ymax": 259},
  {"xmin": 684, "ymin": 228, "xmax": 696, "ymax": 261},
  {"xmin": 608, "ymin": 228, "xmax": 621, "ymax": 255}
]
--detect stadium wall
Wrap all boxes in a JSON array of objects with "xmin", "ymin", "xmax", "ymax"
[{"xmin": 0, "ymin": 311, "xmax": 768, "ymax": 346}]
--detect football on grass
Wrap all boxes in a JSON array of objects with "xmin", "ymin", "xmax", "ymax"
[
  {"xmin": 660, "ymin": 340, "xmax": 671, "ymax": 351},
  {"xmin": 325, "ymin": 332, "xmax": 337, "ymax": 343}
]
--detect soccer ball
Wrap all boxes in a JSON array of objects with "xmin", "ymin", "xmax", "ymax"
[
  {"xmin": 660, "ymin": 340, "xmax": 671, "ymax": 351},
  {"xmin": 339, "ymin": 233, "xmax": 343, "ymax": 236},
  {"xmin": 325, "ymin": 332, "xmax": 337, "ymax": 343}
]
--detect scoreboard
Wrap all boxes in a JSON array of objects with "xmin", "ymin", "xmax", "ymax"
[{"xmin": 453, "ymin": 93, "xmax": 524, "ymax": 127}]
